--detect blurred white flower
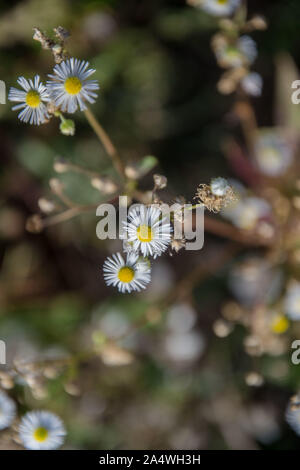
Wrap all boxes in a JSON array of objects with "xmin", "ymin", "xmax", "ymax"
[
  {"xmin": 228, "ymin": 258, "xmax": 283, "ymax": 307},
  {"xmin": 254, "ymin": 131, "xmax": 293, "ymax": 177},
  {"xmin": 284, "ymin": 283, "xmax": 300, "ymax": 320},
  {"xmin": 98, "ymin": 310, "xmax": 131, "ymax": 339},
  {"xmin": 0, "ymin": 391, "xmax": 16, "ymax": 430},
  {"xmin": 166, "ymin": 303, "xmax": 197, "ymax": 333},
  {"xmin": 241, "ymin": 72, "xmax": 263, "ymax": 97},
  {"xmin": 286, "ymin": 398, "xmax": 300, "ymax": 435},
  {"xmin": 215, "ymin": 35, "xmax": 257, "ymax": 68},
  {"xmin": 164, "ymin": 331, "xmax": 205, "ymax": 362},
  {"xmin": 222, "ymin": 196, "xmax": 271, "ymax": 230}
]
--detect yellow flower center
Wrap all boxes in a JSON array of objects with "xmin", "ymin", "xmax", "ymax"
[
  {"xmin": 218, "ymin": 0, "xmax": 228, "ymax": 4},
  {"xmin": 33, "ymin": 427, "xmax": 49, "ymax": 442},
  {"xmin": 118, "ymin": 266, "xmax": 135, "ymax": 283},
  {"xmin": 64, "ymin": 77, "xmax": 82, "ymax": 95},
  {"xmin": 137, "ymin": 224, "xmax": 153, "ymax": 243},
  {"xmin": 271, "ymin": 315, "xmax": 289, "ymax": 334},
  {"xmin": 25, "ymin": 90, "xmax": 41, "ymax": 108}
]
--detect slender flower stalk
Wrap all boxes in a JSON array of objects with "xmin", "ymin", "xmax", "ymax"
[{"xmin": 84, "ymin": 107, "xmax": 125, "ymax": 181}]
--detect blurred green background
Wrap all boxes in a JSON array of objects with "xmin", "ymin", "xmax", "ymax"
[{"xmin": 1, "ymin": 0, "xmax": 300, "ymax": 450}]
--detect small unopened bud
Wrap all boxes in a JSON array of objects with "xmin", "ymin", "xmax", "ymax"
[
  {"xmin": 249, "ymin": 15, "xmax": 268, "ymax": 30},
  {"xmin": 54, "ymin": 157, "xmax": 69, "ymax": 173},
  {"xmin": 52, "ymin": 44, "xmax": 62, "ymax": 55},
  {"xmin": 213, "ymin": 319, "xmax": 233, "ymax": 338},
  {"xmin": 64, "ymin": 381, "xmax": 81, "ymax": 396},
  {"xmin": 49, "ymin": 178, "xmax": 64, "ymax": 193},
  {"xmin": 125, "ymin": 165, "xmax": 139, "ymax": 180},
  {"xmin": 26, "ymin": 215, "xmax": 44, "ymax": 233},
  {"xmin": 91, "ymin": 177, "xmax": 117, "ymax": 194},
  {"xmin": 38, "ymin": 198, "xmax": 56, "ymax": 214},
  {"xmin": 153, "ymin": 174, "xmax": 167, "ymax": 190},
  {"xmin": 59, "ymin": 119, "xmax": 75, "ymax": 136},
  {"xmin": 245, "ymin": 371, "xmax": 264, "ymax": 387}
]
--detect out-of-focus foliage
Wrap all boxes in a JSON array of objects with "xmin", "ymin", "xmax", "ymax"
[{"xmin": 1, "ymin": 0, "xmax": 300, "ymax": 450}]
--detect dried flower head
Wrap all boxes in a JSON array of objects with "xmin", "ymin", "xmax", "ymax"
[{"xmin": 196, "ymin": 178, "xmax": 237, "ymax": 212}]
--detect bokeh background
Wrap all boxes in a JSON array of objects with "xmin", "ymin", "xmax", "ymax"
[{"xmin": 1, "ymin": 0, "xmax": 300, "ymax": 450}]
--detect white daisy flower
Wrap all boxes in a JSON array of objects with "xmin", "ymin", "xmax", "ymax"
[
  {"xmin": 19, "ymin": 410, "xmax": 66, "ymax": 450},
  {"xmin": 123, "ymin": 205, "xmax": 172, "ymax": 257},
  {"xmin": 47, "ymin": 58, "xmax": 99, "ymax": 113},
  {"xmin": 286, "ymin": 398, "xmax": 300, "ymax": 435},
  {"xmin": 193, "ymin": 0, "xmax": 241, "ymax": 17},
  {"xmin": 0, "ymin": 391, "xmax": 16, "ymax": 430},
  {"xmin": 284, "ymin": 283, "xmax": 300, "ymax": 321},
  {"xmin": 103, "ymin": 252, "xmax": 151, "ymax": 294},
  {"xmin": 254, "ymin": 131, "xmax": 293, "ymax": 177},
  {"xmin": 241, "ymin": 72, "xmax": 263, "ymax": 97},
  {"xmin": 8, "ymin": 75, "xmax": 50, "ymax": 125}
]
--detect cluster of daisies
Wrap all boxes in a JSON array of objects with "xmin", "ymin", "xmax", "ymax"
[
  {"xmin": 103, "ymin": 205, "xmax": 172, "ymax": 294},
  {"xmin": 8, "ymin": 57, "xmax": 99, "ymax": 125},
  {"xmin": 188, "ymin": 0, "xmax": 264, "ymax": 97},
  {"xmin": 0, "ymin": 391, "xmax": 65, "ymax": 450}
]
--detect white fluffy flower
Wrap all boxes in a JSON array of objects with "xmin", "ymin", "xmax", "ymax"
[
  {"xmin": 8, "ymin": 75, "xmax": 50, "ymax": 125},
  {"xmin": 191, "ymin": 0, "xmax": 241, "ymax": 17},
  {"xmin": 19, "ymin": 410, "xmax": 66, "ymax": 450},
  {"xmin": 241, "ymin": 72, "xmax": 263, "ymax": 97},
  {"xmin": 123, "ymin": 205, "xmax": 172, "ymax": 257},
  {"xmin": 210, "ymin": 177, "xmax": 230, "ymax": 196},
  {"xmin": 103, "ymin": 252, "xmax": 151, "ymax": 293},
  {"xmin": 0, "ymin": 391, "xmax": 16, "ymax": 430},
  {"xmin": 47, "ymin": 58, "xmax": 99, "ymax": 113},
  {"xmin": 254, "ymin": 132, "xmax": 293, "ymax": 177},
  {"xmin": 284, "ymin": 283, "xmax": 300, "ymax": 321}
]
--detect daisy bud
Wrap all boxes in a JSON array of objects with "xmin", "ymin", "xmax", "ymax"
[
  {"xmin": 91, "ymin": 176, "xmax": 117, "ymax": 194},
  {"xmin": 38, "ymin": 198, "xmax": 56, "ymax": 214},
  {"xmin": 59, "ymin": 118, "xmax": 75, "ymax": 136},
  {"xmin": 245, "ymin": 371, "xmax": 264, "ymax": 387},
  {"xmin": 53, "ymin": 157, "xmax": 68, "ymax": 173},
  {"xmin": 49, "ymin": 178, "xmax": 64, "ymax": 193},
  {"xmin": 248, "ymin": 15, "xmax": 268, "ymax": 31}
]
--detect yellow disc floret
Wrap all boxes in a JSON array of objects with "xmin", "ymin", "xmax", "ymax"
[
  {"xmin": 33, "ymin": 427, "xmax": 49, "ymax": 442},
  {"xmin": 218, "ymin": 0, "xmax": 228, "ymax": 4},
  {"xmin": 137, "ymin": 224, "xmax": 153, "ymax": 243},
  {"xmin": 118, "ymin": 266, "xmax": 135, "ymax": 283},
  {"xmin": 271, "ymin": 314, "xmax": 289, "ymax": 334},
  {"xmin": 64, "ymin": 77, "xmax": 82, "ymax": 95},
  {"xmin": 25, "ymin": 90, "xmax": 41, "ymax": 108}
]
